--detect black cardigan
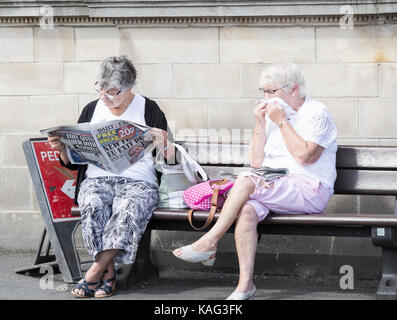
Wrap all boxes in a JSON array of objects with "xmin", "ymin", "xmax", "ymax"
[{"xmin": 61, "ymin": 97, "xmax": 174, "ymax": 204}]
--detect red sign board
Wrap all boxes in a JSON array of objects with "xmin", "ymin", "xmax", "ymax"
[{"xmin": 32, "ymin": 140, "xmax": 79, "ymax": 222}]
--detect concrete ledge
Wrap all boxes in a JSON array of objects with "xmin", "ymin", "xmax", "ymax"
[{"xmin": 1, "ymin": 1, "xmax": 397, "ymax": 17}]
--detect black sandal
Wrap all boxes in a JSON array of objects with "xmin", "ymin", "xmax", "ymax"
[
  {"xmin": 95, "ymin": 270, "xmax": 117, "ymax": 298},
  {"xmin": 71, "ymin": 278, "xmax": 99, "ymax": 298}
]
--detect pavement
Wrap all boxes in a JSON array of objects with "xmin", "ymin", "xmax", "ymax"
[{"xmin": 0, "ymin": 251, "xmax": 378, "ymax": 301}]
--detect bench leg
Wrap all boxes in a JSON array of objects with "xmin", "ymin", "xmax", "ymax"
[
  {"xmin": 376, "ymin": 248, "xmax": 397, "ymax": 300},
  {"xmin": 116, "ymin": 229, "xmax": 159, "ymax": 289},
  {"xmin": 372, "ymin": 227, "xmax": 397, "ymax": 300}
]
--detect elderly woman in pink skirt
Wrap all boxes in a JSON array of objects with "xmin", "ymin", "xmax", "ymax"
[{"xmin": 173, "ymin": 62, "xmax": 337, "ymax": 300}]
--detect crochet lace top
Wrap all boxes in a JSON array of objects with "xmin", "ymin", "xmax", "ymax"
[{"xmin": 262, "ymin": 97, "xmax": 338, "ymax": 192}]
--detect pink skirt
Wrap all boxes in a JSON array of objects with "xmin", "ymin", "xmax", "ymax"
[{"xmin": 242, "ymin": 172, "xmax": 333, "ymax": 222}]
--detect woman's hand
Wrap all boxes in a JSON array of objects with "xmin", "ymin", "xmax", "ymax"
[
  {"xmin": 254, "ymin": 100, "xmax": 267, "ymax": 124},
  {"xmin": 149, "ymin": 128, "xmax": 176, "ymax": 162},
  {"xmin": 47, "ymin": 135, "xmax": 70, "ymax": 164},
  {"xmin": 150, "ymin": 128, "xmax": 168, "ymax": 149},
  {"xmin": 48, "ymin": 135, "xmax": 66, "ymax": 152},
  {"xmin": 266, "ymin": 102, "xmax": 287, "ymax": 124}
]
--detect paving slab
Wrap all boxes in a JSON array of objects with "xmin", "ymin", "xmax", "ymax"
[{"xmin": 0, "ymin": 252, "xmax": 378, "ymax": 301}]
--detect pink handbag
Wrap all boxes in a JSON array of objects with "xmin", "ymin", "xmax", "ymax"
[{"xmin": 183, "ymin": 179, "xmax": 234, "ymax": 230}]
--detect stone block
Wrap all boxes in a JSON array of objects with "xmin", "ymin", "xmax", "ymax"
[
  {"xmin": 323, "ymin": 194, "xmax": 359, "ymax": 214},
  {"xmin": 240, "ymin": 64, "xmax": 267, "ymax": 98},
  {"xmin": 220, "ymin": 26, "xmax": 315, "ymax": 63},
  {"xmin": 173, "ymin": 64, "xmax": 240, "ymax": 99},
  {"xmin": 29, "ymin": 95, "xmax": 79, "ymax": 131},
  {"xmin": 0, "ymin": 167, "xmax": 32, "ymax": 211},
  {"xmin": 0, "ymin": 63, "xmax": 63, "ymax": 95},
  {"xmin": 337, "ymin": 138, "xmax": 378, "ymax": 146},
  {"xmin": 156, "ymin": 99, "xmax": 207, "ymax": 138},
  {"xmin": 359, "ymin": 195, "xmax": 395, "ymax": 214},
  {"xmin": 133, "ymin": 64, "xmax": 173, "ymax": 98},
  {"xmin": 380, "ymin": 64, "xmax": 397, "ymax": 98},
  {"xmin": 0, "ymin": 97, "xmax": 30, "ymax": 131},
  {"xmin": 0, "ymin": 134, "xmax": 37, "ymax": 166},
  {"xmin": 0, "ymin": 27, "xmax": 33, "ymax": 62},
  {"xmin": 301, "ymin": 63, "xmax": 378, "ymax": 97},
  {"xmin": 379, "ymin": 139, "xmax": 397, "ymax": 146},
  {"xmin": 34, "ymin": 27, "xmax": 74, "ymax": 62},
  {"xmin": 359, "ymin": 99, "xmax": 397, "ymax": 138},
  {"xmin": 207, "ymin": 99, "xmax": 256, "ymax": 139},
  {"xmin": 75, "ymin": 27, "xmax": 119, "ymax": 61},
  {"xmin": 120, "ymin": 27, "xmax": 219, "ymax": 63},
  {"xmin": 64, "ymin": 62, "xmax": 102, "ymax": 94},
  {"xmin": 316, "ymin": 98, "xmax": 359, "ymax": 138},
  {"xmin": 0, "ymin": 211, "xmax": 44, "ymax": 252},
  {"xmin": 78, "ymin": 94, "xmax": 99, "ymax": 114},
  {"xmin": 317, "ymin": 25, "xmax": 397, "ymax": 62}
]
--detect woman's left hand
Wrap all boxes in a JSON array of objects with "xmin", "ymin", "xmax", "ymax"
[
  {"xmin": 150, "ymin": 128, "xmax": 168, "ymax": 149},
  {"xmin": 266, "ymin": 102, "xmax": 287, "ymax": 124}
]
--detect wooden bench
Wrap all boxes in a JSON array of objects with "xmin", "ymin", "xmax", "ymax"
[{"xmin": 20, "ymin": 138, "xmax": 397, "ymax": 299}]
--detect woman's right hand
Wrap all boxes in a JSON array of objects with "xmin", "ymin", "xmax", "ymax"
[
  {"xmin": 48, "ymin": 135, "xmax": 70, "ymax": 164},
  {"xmin": 254, "ymin": 100, "xmax": 267, "ymax": 124},
  {"xmin": 48, "ymin": 135, "xmax": 65, "ymax": 151}
]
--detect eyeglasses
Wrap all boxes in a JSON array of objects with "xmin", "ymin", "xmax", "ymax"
[
  {"xmin": 94, "ymin": 81, "xmax": 121, "ymax": 100},
  {"xmin": 259, "ymin": 85, "xmax": 289, "ymax": 95}
]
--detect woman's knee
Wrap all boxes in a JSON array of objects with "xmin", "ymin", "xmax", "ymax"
[
  {"xmin": 236, "ymin": 204, "xmax": 259, "ymax": 226},
  {"xmin": 233, "ymin": 173, "xmax": 256, "ymax": 192}
]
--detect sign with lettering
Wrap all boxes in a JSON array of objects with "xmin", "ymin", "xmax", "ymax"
[{"xmin": 32, "ymin": 140, "xmax": 79, "ymax": 222}]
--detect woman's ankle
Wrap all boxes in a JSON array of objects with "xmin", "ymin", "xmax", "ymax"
[
  {"xmin": 194, "ymin": 236, "xmax": 218, "ymax": 252},
  {"xmin": 235, "ymin": 279, "xmax": 255, "ymax": 293}
]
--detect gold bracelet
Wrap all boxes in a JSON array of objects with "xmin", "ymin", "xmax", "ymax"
[{"xmin": 277, "ymin": 119, "xmax": 288, "ymax": 128}]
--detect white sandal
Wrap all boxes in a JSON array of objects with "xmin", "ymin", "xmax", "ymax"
[
  {"xmin": 173, "ymin": 245, "xmax": 216, "ymax": 266},
  {"xmin": 226, "ymin": 286, "xmax": 256, "ymax": 300}
]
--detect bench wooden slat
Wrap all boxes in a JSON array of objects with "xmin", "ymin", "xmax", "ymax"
[
  {"xmin": 334, "ymin": 170, "xmax": 397, "ymax": 195},
  {"xmin": 182, "ymin": 142, "xmax": 397, "ymax": 169},
  {"xmin": 196, "ymin": 166, "xmax": 397, "ymax": 195},
  {"xmin": 71, "ymin": 206, "xmax": 397, "ymax": 227},
  {"xmin": 152, "ymin": 209, "xmax": 397, "ymax": 227},
  {"xmin": 336, "ymin": 146, "xmax": 397, "ymax": 169}
]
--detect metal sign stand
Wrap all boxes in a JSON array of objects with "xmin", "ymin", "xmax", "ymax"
[{"xmin": 15, "ymin": 138, "xmax": 84, "ymax": 283}]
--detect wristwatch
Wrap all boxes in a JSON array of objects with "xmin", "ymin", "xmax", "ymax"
[{"xmin": 277, "ymin": 119, "xmax": 288, "ymax": 128}]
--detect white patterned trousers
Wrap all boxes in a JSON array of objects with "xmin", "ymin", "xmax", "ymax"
[{"xmin": 77, "ymin": 176, "xmax": 158, "ymax": 264}]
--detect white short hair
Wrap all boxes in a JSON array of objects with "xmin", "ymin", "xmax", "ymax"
[{"xmin": 259, "ymin": 62, "xmax": 306, "ymax": 98}]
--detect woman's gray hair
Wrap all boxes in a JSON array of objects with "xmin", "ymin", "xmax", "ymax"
[
  {"xmin": 259, "ymin": 62, "xmax": 306, "ymax": 98},
  {"xmin": 98, "ymin": 56, "xmax": 137, "ymax": 91}
]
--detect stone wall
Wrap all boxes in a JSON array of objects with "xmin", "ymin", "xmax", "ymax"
[{"xmin": 0, "ymin": 1, "xmax": 397, "ymax": 279}]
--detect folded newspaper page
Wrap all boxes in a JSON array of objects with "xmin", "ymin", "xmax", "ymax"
[
  {"xmin": 40, "ymin": 120, "xmax": 153, "ymax": 174},
  {"xmin": 219, "ymin": 166, "xmax": 289, "ymax": 180}
]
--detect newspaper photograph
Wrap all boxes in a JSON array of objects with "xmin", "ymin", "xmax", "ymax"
[{"xmin": 40, "ymin": 120, "xmax": 153, "ymax": 174}]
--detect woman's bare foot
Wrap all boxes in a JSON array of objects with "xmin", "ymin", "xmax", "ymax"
[
  {"xmin": 94, "ymin": 264, "xmax": 116, "ymax": 297},
  {"xmin": 72, "ymin": 269, "xmax": 100, "ymax": 297},
  {"xmin": 173, "ymin": 236, "xmax": 217, "ymax": 258}
]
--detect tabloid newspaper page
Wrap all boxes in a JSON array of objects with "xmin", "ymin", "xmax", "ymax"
[{"xmin": 40, "ymin": 120, "xmax": 153, "ymax": 174}]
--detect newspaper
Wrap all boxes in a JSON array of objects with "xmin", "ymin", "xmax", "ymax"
[
  {"xmin": 40, "ymin": 120, "xmax": 153, "ymax": 174},
  {"xmin": 219, "ymin": 166, "xmax": 289, "ymax": 180}
]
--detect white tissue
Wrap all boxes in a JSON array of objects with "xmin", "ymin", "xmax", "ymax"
[{"xmin": 256, "ymin": 97, "xmax": 296, "ymax": 116}]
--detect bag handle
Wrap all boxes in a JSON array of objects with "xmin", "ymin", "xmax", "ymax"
[
  {"xmin": 156, "ymin": 142, "xmax": 208, "ymax": 184},
  {"xmin": 188, "ymin": 188, "xmax": 219, "ymax": 231},
  {"xmin": 209, "ymin": 179, "xmax": 229, "ymax": 189},
  {"xmin": 187, "ymin": 179, "xmax": 229, "ymax": 231},
  {"xmin": 173, "ymin": 143, "xmax": 208, "ymax": 184}
]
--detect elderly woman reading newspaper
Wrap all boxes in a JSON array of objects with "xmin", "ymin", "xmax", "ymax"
[
  {"xmin": 48, "ymin": 56, "xmax": 176, "ymax": 298},
  {"xmin": 173, "ymin": 62, "xmax": 338, "ymax": 300}
]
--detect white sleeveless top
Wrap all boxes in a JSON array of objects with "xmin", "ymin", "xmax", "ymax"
[{"xmin": 262, "ymin": 97, "xmax": 338, "ymax": 192}]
